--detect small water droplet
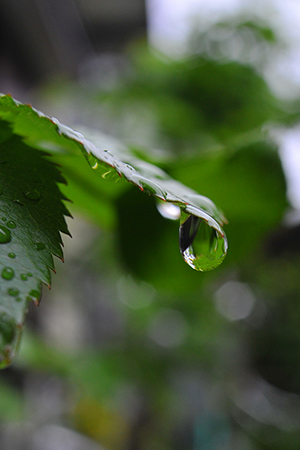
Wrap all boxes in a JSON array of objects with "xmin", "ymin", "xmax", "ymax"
[
  {"xmin": 13, "ymin": 199, "xmax": 24, "ymax": 206},
  {"xmin": 2, "ymin": 267, "xmax": 15, "ymax": 280},
  {"xmin": 156, "ymin": 200, "xmax": 181, "ymax": 220},
  {"xmin": 34, "ymin": 242, "xmax": 45, "ymax": 251},
  {"xmin": 8, "ymin": 253, "xmax": 16, "ymax": 259},
  {"xmin": 179, "ymin": 212, "xmax": 228, "ymax": 272},
  {"xmin": 0, "ymin": 226, "xmax": 11, "ymax": 244},
  {"xmin": 6, "ymin": 221, "xmax": 16, "ymax": 229},
  {"xmin": 20, "ymin": 274, "xmax": 28, "ymax": 281},
  {"xmin": 16, "ymin": 297, "xmax": 22, "ymax": 302},
  {"xmin": 27, "ymin": 272, "xmax": 33, "ymax": 277},
  {"xmin": 8, "ymin": 288, "xmax": 19, "ymax": 297},
  {"xmin": 1, "ymin": 217, "xmax": 6, "ymax": 222},
  {"xmin": 24, "ymin": 189, "xmax": 41, "ymax": 201}
]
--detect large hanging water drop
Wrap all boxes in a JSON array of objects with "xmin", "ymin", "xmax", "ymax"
[{"xmin": 179, "ymin": 211, "xmax": 228, "ymax": 272}]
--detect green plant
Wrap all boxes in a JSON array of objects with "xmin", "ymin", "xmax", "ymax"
[
  {"xmin": 0, "ymin": 32, "xmax": 293, "ymax": 372},
  {"xmin": 0, "ymin": 23, "xmax": 298, "ymax": 449},
  {"xmin": 0, "ymin": 94, "xmax": 229, "ymax": 368}
]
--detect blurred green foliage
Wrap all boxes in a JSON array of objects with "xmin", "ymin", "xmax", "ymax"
[{"xmin": 1, "ymin": 17, "xmax": 300, "ymax": 450}]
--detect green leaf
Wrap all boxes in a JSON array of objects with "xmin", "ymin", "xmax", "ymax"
[
  {"xmin": 0, "ymin": 94, "xmax": 228, "ymax": 271},
  {"xmin": 0, "ymin": 128, "xmax": 70, "ymax": 367},
  {"xmin": 0, "ymin": 93, "xmax": 229, "ymax": 366}
]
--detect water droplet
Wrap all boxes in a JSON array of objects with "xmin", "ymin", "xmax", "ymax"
[
  {"xmin": 156, "ymin": 200, "xmax": 181, "ymax": 220},
  {"xmin": 24, "ymin": 189, "xmax": 41, "ymax": 201},
  {"xmin": 179, "ymin": 212, "xmax": 228, "ymax": 272},
  {"xmin": 0, "ymin": 226, "xmax": 11, "ymax": 244},
  {"xmin": 6, "ymin": 221, "xmax": 16, "ymax": 229},
  {"xmin": 16, "ymin": 298, "xmax": 22, "ymax": 302},
  {"xmin": 20, "ymin": 274, "xmax": 28, "ymax": 281},
  {"xmin": 139, "ymin": 181, "xmax": 156, "ymax": 196},
  {"xmin": 13, "ymin": 199, "xmax": 24, "ymax": 206},
  {"xmin": 27, "ymin": 272, "xmax": 33, "ymax": 277},
  {"xmin": 8, "ymin": 288, "xmax": 19, "ymax": 297},
  {"xmin": 1, "ymin": 217, "xmax": 6, "ymax": 222},
  {"xmin": 34, "ymin": 242, "xmax": 45, "ymax": 251},
  {"xmin": 2, "ymin": 267, "xmax": 15, "ymax": 280},
  {"xmin": 8, "ymin": 253, "xmax": 16, "ymax": 259}
]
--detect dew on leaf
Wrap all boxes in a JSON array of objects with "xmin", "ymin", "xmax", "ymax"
[
  {"xmin": 1, "ymin": 217, "xmax": 6, "ymax": 222},
  {"xmin": 6, "ymin": 221, "xmax": 16, "ymax": 229},
  {"xmin": 27, "ymin": 272, "xmax": 33, "ymax": 277},
  {"xmin": 0, "ymin": 226, "xmax": 11, "ymax": 244},
  {"xmin": 13, "ymin": 199, "xmax": 24, "ymax": 206},
  {"xmin": 2, "ymin": 267, "xmax": 15, "ymax": 280},
  {"xmin": 8, "ymin": 288, "xmax": 20, "ymax": 297},
  {"xmin": 139, "ymin": 181, "xmax": 156, "ymax": 196},
  {"xmin": 20, "ymin": 274, "xmax": 28, "ymax": 281},
  {"xmin": 34, "ymin": 242, "xmax": 45, "ymax": 251},
  {"xmin": 179, "ymin": 211, "xmax": 228, "ymax": 272},
  {"xmin": 24, "ymin": 189, "xmax": 41, "ymax": 201},
  {"xmin": 8, "ymin": 253, "xmax": 16, "ymax": 259}
]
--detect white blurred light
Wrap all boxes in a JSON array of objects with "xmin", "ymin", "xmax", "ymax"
[
  {"xmin": 214, "ymin": 281, "xmax": 256, "ymax": 321},
  {"xmin": 146, "ymin": 0, "xmax": 244, "ymax": 55},
  {"xmin": 156, "ymin": 201, "xmax": 181, "ymax": 220},
  {"xmin": 278, "ymin": 127, "xmax": 300, "ymax": 211},
  {"xmin": 232, "ymin": 375, "xmax": 300, "ymax": 431}
]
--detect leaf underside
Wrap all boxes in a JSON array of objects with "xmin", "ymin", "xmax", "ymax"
[
  {"xmin": 0, "ymin": 94, "xmax": 226, "ymax": 228},
  {"xmin": 0, "ymin": 122, "xmax": 70, "ymax": 367}
]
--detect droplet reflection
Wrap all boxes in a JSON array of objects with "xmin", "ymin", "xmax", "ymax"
[{"xmin": 179, "ymin": 211, "xmax": 227, "ymax": 271}]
